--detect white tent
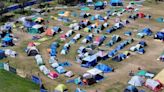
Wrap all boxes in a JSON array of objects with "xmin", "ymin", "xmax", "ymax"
[
  {"xmin": 87, "ymin": 68, "xmax": 103, "ymax": 76},
  {"xmin": 65, "ymin": 71, "xmax": 74, "ymax": 77},
  {"xmin": 128, "ymin": 76, "xmax": 145, "ymax": 86},
  {"xmin": 51, "ymin": 62, "xmax": 59, "ymax": 68}
]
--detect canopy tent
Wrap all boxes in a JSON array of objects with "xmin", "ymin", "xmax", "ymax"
[
  {"xmin": 128, "ymin": 76, "xmax": 144, "ymax": 86},
  {"xmin": 82, "ymin": 55, "xmax": 97, "ymax": 68},
  {"xmin": 55, "ymin": 84, "xmax": 67, "ymax": 92},
  {"xmin": 110, "ymin": 0, "xmax": 123, "ymax": 6},
  {"xmin": 153, "ymin": 69, "xmax": 164, "ymax": 84}
]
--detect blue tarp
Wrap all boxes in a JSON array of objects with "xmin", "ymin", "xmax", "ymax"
[{"xmin": 95, "ymin": 64, "xmax": 113, "ymax": 73}]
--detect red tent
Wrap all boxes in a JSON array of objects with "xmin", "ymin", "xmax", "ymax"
[
  {"xmin": 45, "ymin": 28, "xmax": 53, "ymax": 36},
  {"xmin": 95, "ymin": 37, "xmax": 100, "ymax": 42},
  {"xmin": 137, "ymin": 12, "xmax": 145, "ymax": 18},
  {"xmin": 48, "ymin": 71, "xmax": 58, "ymax": 79},
  {"xmin": 28, "ymin": 42, "xmax": 35, "ymax": 47}
]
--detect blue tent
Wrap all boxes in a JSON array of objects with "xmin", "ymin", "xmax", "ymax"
[
  {"xmin": 110, "ymin": 0, "xmax": 123, "ymax": 6},
  {"xmin": 108, "ymin": 50, "xmax": 117, "ymax": 57},
  {"xmin": 23, "ymin": 21, "xmax": 36, "ymax": 28},
  {"xmin": 0, "ymin": 50, "xmax": 6, "ymax": 60},
  {"xmin": 55, "ymin": 66, "xmax": 66, "ymax": 74},
  {"xmin": 124, "ymin": 31, "xmax": 132, "ymax": 36},
  {"xmin": 112, "ymin": 53, "xmax": 126, "ymax": 62},
  {"xmin": 94, "ymin": 1, "xmax": 104, "ymax": 10},
  {"xmin": 139, "ymin": 41, "xmax": 147, "ymax": 47},
  {"xmin": 75, "ymin": 88, "xmax": 86, "ymax": 92},
  {"xmin": 53, "ymin": 26, "xmax": 61, "ymax": 33},
  {"xmin": 95, "ymin": 64, "xmax": 113, "ymax": 73},
  {"xmin": 154, "ymin": 32, "xmax": 164, "ymax": 40},
  {"xmin": 2, "ymin": 36, "xmax": 14, "ymax": 47},
  {"xmin": 137, "ymin": 48, "xmax": 145, "ymax": 54},
  {"xmin": 81, "ymin": 55, "xmax": 97, "ymax": 68},
  {"xmin": 140, "ymin": 28, "xmax": 152, "ymax": 36},
  {"xmin": 124, "ymin": 85, "xmax": 138, "ymax": 92}
]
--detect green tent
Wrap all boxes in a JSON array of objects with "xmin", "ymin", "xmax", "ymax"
[
  {"xmin": 95, "ymin": 1, "xmax": 103, "ymax": 6},
  {"xmin": 27, "ymin": 25, "xmax": 44, "ymax": 34},
  {"xmin": 0, "ymin": 62, "xmax": 4, "ymax": 69},
  {"xmin": 84, "ymin": 28, "xmax": 91, "ymax": 32},
  {"xmin": 81, "ymin": 7, "xmax": 90, "ymax": 11},
  {"xmin": 55, "ymin": 84, "xmax": 67, "ymax": 92},
  {"xmin": 136, "ymin": 70, "xmax": 147, "ymax": 76}
]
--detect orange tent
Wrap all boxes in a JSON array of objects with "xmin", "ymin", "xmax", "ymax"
[{"xmin": 45, "ymin": 28, "xmax": 53, "ymax": 36}]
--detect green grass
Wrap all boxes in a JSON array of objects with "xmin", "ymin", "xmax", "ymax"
[{"xmin": 0, "ymin": 70, "xmax": 40, "ymax": 92}]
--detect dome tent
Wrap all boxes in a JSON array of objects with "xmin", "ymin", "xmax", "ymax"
[{"xmin": 110, "ymin": 0, "xmax": 123, "ymax": 6}]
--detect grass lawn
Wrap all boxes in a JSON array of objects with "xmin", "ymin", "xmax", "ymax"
[{"xmin": 0, "ymin": 70, "xmax": 40, "ymax": 92}]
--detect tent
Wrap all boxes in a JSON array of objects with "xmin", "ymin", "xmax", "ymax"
[
  {"xmin": 140, "ymin": 28, "xmax": 152, "ymax": 36},
  {"xmin": 27, "ymin": 47, "xmax": 39, "ymax": 56},
  {"xmin": 96, "ymin": 51, "xmax": 108, "ymax": 60},
  {"xmin": 137, "ymin": 12, "xmax": 145, "ymax": 18},
  {"xmin": 136, "ymin": 70, "xmax": 147, "ymax": 76},
  {"xmin": 156, "ymin": 17, "xmax": 164, "ymax": 23},
  {"xmin": 112, "ymin": 53, "xmax": 127, "ymax": 62},
  {"xmin": 81, "ymin": 7, "xmax": 90, "ymax": 11},
  {"xmin": 108, "ymin": 50, "xmax": 117, "ymax": 58},
  {"xmin": 45, "ymin": 28, "xmax": 54, "ymax": 36},
  {"xmin": 154, "ymin": 32, "xmax": 164, "ymax": 40},
  {"xmin": 153, "ymin": 69, "xmax": 164, "ymax": 84},
  {"xmin": 128, "ymin": 76, "xmax": 145, "ymax": 86},
  {"xmin": 28, "ymin": 25, "xmax": 44, "ymax": 34},
  {"xmin": 48, "ymin": 71, "xmax": 58, "ymax": 79},
  {"xmin": 87, "ymin": 68, "xmax": 104, "ymax": 81},
  {"xmin": 139, "ymin": 41, "xmax": 147, "ymax": 47},
  {"xmin": 1, "ymin": 36, "xmax": 14, "ymax": 47},
  {"xmin": 0, "ymin": 50, "xmax": 6, "ymax": 59},
  {"xmin": 81, "ymin": 55, "xmax": 97, "ymax": 68},
  {"xmin": 145, "ymin": 79, "xmax": 163, "ymax": 92},
  {"xmin": 124, "ymin": 31, "xmax": 132, "ymax": 36},
  {"xmin": 110, "ymin": 0, "xmax": 123, "ymax": 6},
  {"xmin": 95, "ymin": 64, "xmax": 113, "ymax": 73},
  {"xmin": 53, "ymin": 26, "xmax": 61, "ymax": 33},
  {"xmin": 94, "ymin": 1, "xmax": 104, "ymax": 10},
  {"xmin": 55, "ymin": 84, "xmax": 67, "ymax": 92},
  {"xmin": 137, "ymin": 48, "xmax": 145, "ymax": 54},
  {"xmin": 39, "ymin": 65, "xmax": 50, "ymax": 75},
  {"xmin": 55, "ymin": 66, "xmax": 66, "ymax": 74},
  {"xmin": 75, "ymin": 88, "xmax": 86, "ymax": 92},
  {"xmin": 65, "ymin": 71, "xmax": 74, "ymax": 77},
  {"xmin": 124, "ymin": 85, "xmax": 138, "ymax": 92}
]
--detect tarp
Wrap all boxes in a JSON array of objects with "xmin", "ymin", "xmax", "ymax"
[
  {"xmin": 154, "ymin": 69, "xmax": 164, "ymax": 84},
  {"xmin": 128, "ymin": 76, "xmax": 144, "ymax": 86},
  {"xmin": 31, "ymin": 75, "xmax": 41, "ymax": 85}
]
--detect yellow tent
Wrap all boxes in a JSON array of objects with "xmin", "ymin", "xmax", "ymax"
[
  {"xmin": 55, "ymin": 84, "xmax": 67, "ymax": 92},
  {"xmin": 153, "ymin": 69, "xmax": 164, "ymax": 84},
  {"xmin": 64, "ymin": 11, "xmax": 70, "ymax": 17}
]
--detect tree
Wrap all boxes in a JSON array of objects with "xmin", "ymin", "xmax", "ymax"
[
  {"xmin": 18, "ymin": 0, "xmax": 28, "ymax": 12},
  {"xmin": 0, "ymin": 2, "xmax": 5, "ymax": 19}
]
